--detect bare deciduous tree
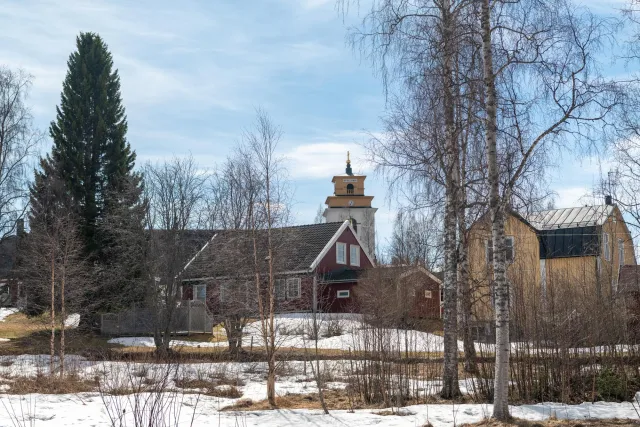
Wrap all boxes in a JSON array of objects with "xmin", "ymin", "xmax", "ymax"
[
  {"xmin": 0, "ymin": 67, "xmax": 41, "ymax": 240},
  {"xmin": 144, "ymin": 155, "xmax": 209, "ymax": 356},
  {"xmin": 243, "ymin": 108, "xmax": 291, "ymax": 406}
]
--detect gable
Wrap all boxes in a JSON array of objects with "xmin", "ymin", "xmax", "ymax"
[{"xmin": 313, "ymin": 225, "xmax": 374, "ymax": 272}]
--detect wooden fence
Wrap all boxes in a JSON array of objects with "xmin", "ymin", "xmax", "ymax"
[{"xmin": 100, "ymin": 300, "xmax": 214, "ymax": 335}]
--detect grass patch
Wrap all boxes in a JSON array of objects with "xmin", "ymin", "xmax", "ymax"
[
  {"xmin": 0, "ymin": 312, "xmax": 50, "ymax": 339},
  {"xmin": 223, "ymin": 389, "xmax": 366, "ymax": 411},
  {"xmin": 174, "ymin": 378, "xmax": 243, "ymax": 398},
  {"xmin": 3, "ymin": 373, "xmax": 97, "ymax": 394}
]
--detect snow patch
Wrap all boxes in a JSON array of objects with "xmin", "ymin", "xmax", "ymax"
[
  {"xmin": 64, "ymin": 313, "xmax": 80, "ymax": 328},
  {"xmin": 0, "ymin": 308, "xmax": 18, "ymax": 322}
]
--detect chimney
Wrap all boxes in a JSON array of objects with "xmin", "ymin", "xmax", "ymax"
[
  {"xmin": 605, "ymin": 195, "xmax": 613, "ymax": 206},
  {"xmin": 16, "ymin": 219, "xmax": 24, "ymax": 237}
]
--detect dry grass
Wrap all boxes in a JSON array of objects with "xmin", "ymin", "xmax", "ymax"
[
  {"xmin": 0, "ymin": 312, "xmax": 50, "ymax": 339},
  {"xmin": 461, "ymin": 419, "xmax": 640, "ymax": 427},
  {"xmin": 1, "ymin": 373, "xmax": 97, "ymax": 394},
  {"xmin": 174, "ymin": 378, "xmax": 243, "ymax": 398},
  {"xmin": 222, "ymin": 389, "xmax": 362, "ymax": 411}
]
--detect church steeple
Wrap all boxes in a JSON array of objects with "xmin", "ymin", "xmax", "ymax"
[{"xmin": 323, "ymin": 150, "xmax": 377, "ymax": 256}]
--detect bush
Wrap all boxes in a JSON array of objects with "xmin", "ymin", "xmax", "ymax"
[{"xmin": 596, "ymin": 367, "xmax": 626, "ymax": 401}]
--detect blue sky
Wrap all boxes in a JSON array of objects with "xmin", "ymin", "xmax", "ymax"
[{"xmin": 0, "ymin": 0, "xmax": 627, "ymax": 253}]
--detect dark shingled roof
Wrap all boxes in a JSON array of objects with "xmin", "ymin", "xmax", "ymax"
[{"xmin": 181, "ymin": 222, "xmax": 345, "ymax": 280}]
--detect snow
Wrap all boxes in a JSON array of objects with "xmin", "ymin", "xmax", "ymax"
[
  {"xmin": 0, "ymin": 354, "xmax": 637, "ymax": 426},
  {"xmin": 108, "ymin": 336, "xmax": 222, "ymax": 347},
  {"xmin": 0, "ymin": 307, "xmax": 18, "ymax": 322},
  {"xmin": 0, "ymin": 392, "xmax": 638, "ymax": 426},
  {"xmin": 64, "ymin": 313, "xmax": 80, "ymax": 328},
  {"xmin": 108, "ymin": 313, "xmax": 640, "ymax": 355},
  {"xmin": 109, "ymin": 313, "xmax": 456, "ymax": 352}
]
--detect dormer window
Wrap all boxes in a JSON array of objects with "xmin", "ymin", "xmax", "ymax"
[
  {"xmin": 347, "ymin": 183, "xmax": 354, "ymax": 194},
  {"xmin": 336, "ymin": 242, "xmax": 347, "ymax": 264}
]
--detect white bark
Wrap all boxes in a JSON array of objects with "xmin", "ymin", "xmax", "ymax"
[{"xmin": 481, "ymin": 0, "xmax": 510, "ymax": 419}]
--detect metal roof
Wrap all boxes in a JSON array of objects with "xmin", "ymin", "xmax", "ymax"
[{"xmin": 524, "ymin": 205, "xmax": 614, "ymax": 230}]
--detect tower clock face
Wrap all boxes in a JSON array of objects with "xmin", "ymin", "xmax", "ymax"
[{"xmin": 348, "ymin": 200, "xmax": 354, "ymax": 206}]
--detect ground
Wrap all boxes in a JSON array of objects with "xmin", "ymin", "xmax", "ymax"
[{"xmin": 0, "ymin": 310, "xmax": 638, "ymax": 426}]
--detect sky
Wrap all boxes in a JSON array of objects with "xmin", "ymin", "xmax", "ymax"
[{"xmin": 0, "ymin": 0, "xmax": 628, "ymax": 254}]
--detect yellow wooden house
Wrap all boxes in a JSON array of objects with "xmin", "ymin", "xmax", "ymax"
[{"xmin": 468, "ymin": 200, "xmax": 636, "ymax": 329}]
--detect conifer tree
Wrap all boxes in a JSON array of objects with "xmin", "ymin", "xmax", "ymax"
[{"xmin": 30, "ymin": 32, "xmax": 144, "ymax": 313}]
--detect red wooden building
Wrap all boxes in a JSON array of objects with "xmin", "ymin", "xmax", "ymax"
[
  {"xmin": 179, "ymin": 156, "xmax": 442, "ymax": 318},
  {"xmin": 180, "ymin": 220, "xmax": 375, "ymax": 314}
]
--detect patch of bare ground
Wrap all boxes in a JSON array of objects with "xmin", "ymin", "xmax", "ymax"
[
  {"xmin": 174, "ymin": 378, "xmax": 243, "ymax": 398},
  {"xmin": 461, "ymin": 418, "xmax": 640, "ymax": 427},
  {"xmin": 223, "ymin": 389, "xmax": 419, "ymax": 411},
  {"xmin": 1, "ymin": 373, "xmax": 97, "ymax": 394}
]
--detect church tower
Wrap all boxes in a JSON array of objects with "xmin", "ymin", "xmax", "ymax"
[{"xmin": 323, "ymin": 152, "xmax": 377, "ymax": 257}]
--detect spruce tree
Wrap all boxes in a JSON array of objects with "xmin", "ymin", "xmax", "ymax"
[{"xmin": 30, "ymin": 32, "xmax": 144, "ymax": 314}]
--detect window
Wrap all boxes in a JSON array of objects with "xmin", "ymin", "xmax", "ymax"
[
  {"xmin": 485, "ymin": 237, "xmax": 514, "ymax": 264},
  {"xmin": 219, "ymin": 283, "xmax": 231, "ymax": 302},
  {"xmin": 286, "ymin": 278, "xmax": 301, "ymax": 299},
  {"xmin": 275, "ymin": 279, "xmax": 286, "ymax": 300},
  {"xmin": 425, "ymin": 290, "xmax": 433, "ymax": 299},
  {"xmin": 193, "ymin": 284, "xmax": 206, "ymax": 302},
  {"xmin": 618, "ymin": 239, "xmax": 625, "ymax": 266},
  {"xmin": 603, "ymin": 233, "xmax": 611, "ymax": 261},
  {"xmin": 336, "ymin": 242, "xmax": 347, "ymax": 264},
  {"xmin": 346, "ymin": 183, "xmax": 354, "ymax": 194},
  {"xmin": 505, "ymin": 236, "xmax": 515, "ymax": 263},
  {"xmin": 485, "ymin": 240, "xmax": 493, "ymax": 265},
  {"xmin": 350, "ymin": 245, "xmax": 360, "ymax": 267},
  {"xmin": 337, "ymin": 290, "xmax": 350, "ymax": 298}
]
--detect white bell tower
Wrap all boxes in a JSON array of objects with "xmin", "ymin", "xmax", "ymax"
[{"xmin": 323, "ymin": 152, "xmax": 377, "ymax": 257}]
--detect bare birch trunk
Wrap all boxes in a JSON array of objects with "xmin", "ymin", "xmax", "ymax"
[
  {"xmin": 458, "ymin": 201, "xmax": 477, "ymax": 373},
  {"xmin": 481, "ymin": 0, "xmax": 510, "ymax": 419},
  {"xmin": 49, "ymin": 253, "xmax": 56, "ymax": 376},
  {"xmin": 265, "ymin": 165, "xmax": 277, "ymax": 408},
  {"xmin": 59, "ymin": 263, "xmax": 65, "ymax": 377},
  {"xmin": 440, "ymin": 0, "xmax": 461, "ymax": 399}
]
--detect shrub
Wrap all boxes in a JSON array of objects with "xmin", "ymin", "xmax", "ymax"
[{"xmin": 596, "ymin": 367, "xmax": 626, "ymax": 401}]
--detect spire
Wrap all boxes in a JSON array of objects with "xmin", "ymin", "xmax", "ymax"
[{"xmin": 346, "ymin": 151, "xmax": 353, "ymax": 175}]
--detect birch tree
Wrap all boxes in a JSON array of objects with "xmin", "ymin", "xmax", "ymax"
[
  {"xmin": 0, "ymin": 67, "xmax": 41, "ymax": 241},
  {"xmin": 244, "ymin": 109, "xmax": 291, "ymax": 406},
  {"xmin": 342, "ymin": 0, "xmax": 480, "ymax": 398},
  {"xmin": 477, "ymin": 0, "xmax": 627, "ymax": 418}
]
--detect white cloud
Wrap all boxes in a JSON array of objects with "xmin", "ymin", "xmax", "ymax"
[
  {"xmin": 554, "ymin": 187, "xmax": 592, "ymax": 208},
  {"xmin": 282, "ymin": 129, "xmax": 378, "ymax": 179}
]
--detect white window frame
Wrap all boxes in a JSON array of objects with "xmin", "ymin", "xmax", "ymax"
[
  {"xmin": 193, "ymin": 284, "xmax": 206, "ymax": 302},
  {"xmin": 286, "ymin": 277, "xmax": 301, "ymax": 299},
  {"xmin": 350, "ymin": 245, "xmax": 360, "ymax": 267},
  {"xmin": 425, "ymin": 290, "xmax": 433, "ymax": 299},
  {"xmin": 618, "ymin": 239, "xmax": 625, "ymax": 266},
  {"xmin": 603, "ymin": 232, "xmax": 611, "ymax": 261},
  {"xmin": 275, "ymin": 278, "xmax": 286, "ymax": 301},
  {"xmin": 337, "ymin": 290, "xmax": 350, "ymax": 298},
  {"xmin": 336, "ymin": 242, "xmax": 347, "ymax": 264}
]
